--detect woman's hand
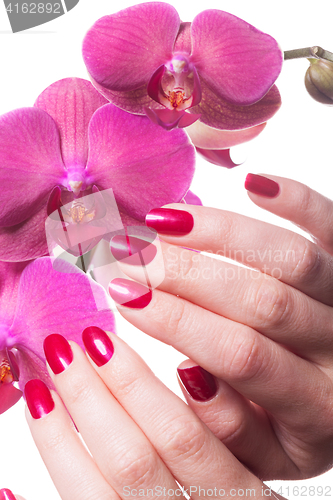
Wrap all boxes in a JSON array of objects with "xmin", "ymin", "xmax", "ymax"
[
  {"xmin": 109, "ymin": 174, "xmax": 333, "ymax": 480},
  {"xmin": 0, "ymin": 489, "xmax": 25, "ymax": 500},
  {"xmin": 25, "ymin": 329, "xmax": 284, "ymax": 500}
]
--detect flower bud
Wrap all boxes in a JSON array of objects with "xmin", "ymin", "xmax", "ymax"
[{"xmin": 305, "ymin": 58, "xmax": 333, "ymax": 105}]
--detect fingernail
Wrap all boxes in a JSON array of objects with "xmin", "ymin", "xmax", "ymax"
[
  {"xmin": 177, "ymin": 366, "xmax": 217, "ymax": 401},
  {"xmin": 0, "ymin": 489, "xmax": 16, "ymax": 500},
  {"xmin": 43, "ymin": 334, "xmax": 73, "ymax": 374},
  {"xmin": 108, "ymin": 278, "xmax": 152, "ymax": 308},
  {"xmin": 245, "ymin": 174, "xmax": 280, "ymax": 198},
  {"xmin": 110, "ymin": 235, "xmax": 157, "ymax": 265},
  {"xmin": 82, "ymin": 326, "xmax": 114, "ymax": 367},
  {"xmin": 24, "ymin": 379, "xmax": 55, "ymax": 419},
  {"xmin": 145, "ymin": 208, "xmax": 194, "ymax": 235}
]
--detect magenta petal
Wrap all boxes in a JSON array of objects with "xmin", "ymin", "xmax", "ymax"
[
  {"xmin": 83, "ymin": 3, "xmax": 180, "ymax": 92},
  {"xmin": 178, "ymin": 112, "xmax": 201, "ymax": 128},
  {"xmin": 14, "ymin": 345, "xmax": 54, "ymax": 394},
  {"xmin": 183, "ymin": 190, "xmax": 202, "ymax": 206},
  {"xmin": 87, "ymin": 104, "xmax": 195, "ymax": 220},
  {"xmin": 90, "ymin": 76, "xmax": 154, "ymax": 115},
  {"xmin": 0, "ymin": 382, "xmax": 22, "ymax": 414},
  {"xmin": 190, "ymin": 10, "xmax": 283, "ymax": 105},
  {"xmin": 147, "ymin": 65, "xmax": 169, "ymax": 106},
  {"xmin": 0, "ymin": 108, "xmax": 66, "ymax": 227},
  {"xmin": 145, "ymin": 107, "xmax": 188, "ymax": 130},
  {"xmin": 0, "ymin": 200, "xmax": 51, "ymax": 262},
  {"xmin": 0, "ymin": 261, "xmax": 30, "ymax": 324},
  {"xmin": 10, "ymin": 258, "xmax": 115, "ymax": 368},
  {"xmin": 196, "ymin": 147, "xmax": 241, "ymax": 168},
  {"xmin": 174, "ymin": 22, "xmax": 192, "ymax": 53},
  {"xmin": 192, "ymin": 82, "xmax": 281, "ymax": 130},
  {"xmin": 35, "ymin": 78, "xmax": 108, "ymax": 169},
  {"xmin": 186, "ymin": 120, "xmax": 266, "ymax": 149}
]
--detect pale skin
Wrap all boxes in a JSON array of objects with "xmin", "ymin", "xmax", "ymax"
[{"xmin": 19, "ymin": 174, "xmax": 333, "ymax": 498}]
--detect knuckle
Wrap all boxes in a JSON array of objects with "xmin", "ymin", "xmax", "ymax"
[
  {"xmin": 223, "ymin": 330, "xmax": 268, "ymax": 383},
  {"xmin": 63, "ymin": 372, "xmax": 93, "ymax": 407},
  {"xmin": 289, "ymin": 238, "xmax": 321, "ymax": 284},
  {"xmin": 163, "ymin": 415, "xmax": 206, "ymax": 463},
  {"xmin": 39, "ymin": 420, "xmax": 69, "ymax": 454},
  {"xmin": 114, "ymin": 444, "xmax": 157, "ymax": 488},
  {"xmin": 248, "ymin": 278, "xmax": 290, "ymax": 328},
  {"xmin": 164, "ymin": 298, "xmax": 193, "ymax": 339}
]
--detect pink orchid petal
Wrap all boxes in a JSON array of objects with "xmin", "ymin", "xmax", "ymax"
[
  {"xmin": 147, "ymin": 65, "xmax": 170, "ymax": 107},
  {"xmin": 0, "ymin": 261, "xmax": 30, "ymax": 324},
  {"xmin": 0, "ymin": 382, "xmax": 22, "ymax": 414},
  {"xmin": 186, "ymin": 120, "xmax": 266, "ymax": 149},
  {"xmin": 190, "ymin": 10, "xmax": 283, "ymax": 105},
  {"xmin": 145, "ymin": 107, "xmax": 188, "ymax": 130},
  {"xmin": 83, "ymin": 3, "xmax": 180, "ymax": 92},
  {"xmin": 10, "ymin": 258, "xmax": 115, "ymax": 366},
  {"xmin": 183, "ymin": 190, "xmax": 202, "ymax": 206},
  {"xmin": 191, "ymin": 82, "xmax": 281, "ymax": 130},
  {"xmin": 90, "ymin": 76, "xmax": 155, "ymax": 115},
  {"xmin": 196, "ymin": 147, "xmax": 241, "ymax": 168},
  {"xmin": 86, "ymin": 104, "xmax": 195, "ymax": 220},
  {"xmin": 178, "ymin": 112, "xmax": 201, "ymax": 128},
  {"xmin": 174, "ymin": 22, "xmax": 192, "ymax": 53},
  {"xmin": 35, "ymin": 78, "xmax": 108, "ymax": 169},
  {"xmin": 14, "ymin": 345, "xmax": 54, "ymax": 394},
  {"xmin": 0, "ymin": 200, "xmax": 51, "ymax": 262},
  {"xmin": 0, "ymin": 108, "xmax": 66, "ymax": 227}
]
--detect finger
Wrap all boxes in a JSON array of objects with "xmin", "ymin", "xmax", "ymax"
[
  {"xmin": 176, "ymin": 359, "xmax": 294, "ymax": 479},
  {"xmin": 143, "ymin": 202, "xmax": 333, "ymax": 306},
  {"xmin": 111, "ymin": 282, "xmax": 333, "ymax": 475},
  {"xmin": 24, "ymin": 381, "xmax": 118, "ymax": 500},
  {"xmin": 43, "ymin": 334, "xmax": 181, "ymax": 500},
  {"xmin": 80, "ymin": 327, "xmax": 274, "ymax": 493},
  {"xmin": 245, "ymin": 173, "xmax": 333, "ymax": 255},
  {"xmin": 117, "ymin": 243, "xmax": 333, "ymax": 363}
]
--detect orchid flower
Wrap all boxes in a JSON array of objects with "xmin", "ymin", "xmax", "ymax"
[
  {"xmin": 0, "ymin": 257, "xmax": 115, "ymax": 414},
  {"xmin": 0, "ymin": 77, "xmax": 195, "ymax": 262},
  {"xmin": 82, "ymin": 2, "xmax": 283, "ymax": 165}
]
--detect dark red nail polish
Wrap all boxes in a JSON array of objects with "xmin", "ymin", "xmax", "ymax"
[
  {"xmin": 177, "ymin": 366, "xmax": 217, "ymax": 401},
  {"xmin": 108, "ymin": 278, "xmax": 152, "ymax": 308},
  {"xmin": 0, "ymin": 489, "xmax": 16, "ymax": 500},
  {"xmin": 245, "ymin": 174, "xmax": 280, "ymax": 198},
  {"xmin": 43, "ymin": 334, "xmax": 73, "ymax": 374},
  {"xmin": 145, "ymin": 208, "xmax": 194, "ymax": 235},
  {"xmin": 110, "ymin": 235, "xmax": 157, "ymax": 266},
  {"xmin": 24, "ymin": 379, "xmax": 55, "ymax": 419},
  {"xmin": 82, "ymin": 326, "xmax": 114, "ymax": 367}
]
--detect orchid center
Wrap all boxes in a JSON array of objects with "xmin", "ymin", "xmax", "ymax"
[
  {"xmin": 164, "ymin": 55, "xmax": 194, "ymax": 110},
  {"xmin": 0, "ymin": 353, "xmax": 14, "ymax": 385},
  {"xmin": 66, "ymin": 167, "xmax": 88, "ymax": 195}
]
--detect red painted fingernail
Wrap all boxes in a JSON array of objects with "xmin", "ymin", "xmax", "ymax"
[
  {"xmin": 24, "ymin": 379, "xmax": 55, "ymax": 419},
  {"xmin": 43, "ymin": 334, "xmax": 73, "ymax": 374},
  {"xmin": 110, "ymin": 235, "xmax": 157, "ymax": 265},
  {"xmin": 82, "ymin": 326, "xmax": 114, "ymax": 367},
  {"xmin": 108, "ymin": 278, "xmax": 152, "ymax": 308},
  {"xmin": 245, "ymin": 174, "xmax": 280, "ymax": 198},
  {"xmin": 145, "ymin": 208, "xmax": 194, "ymax": 235},
  {"xmin": 0, "ymin": 489, "xmax": 16, "ymax": 500},
  {"xmin": 177, "ymin": 366, "xmax": 217, "ymax": 401}
]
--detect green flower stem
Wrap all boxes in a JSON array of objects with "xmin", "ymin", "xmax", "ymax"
[{"xmin": 284, "ymin": 46, "xmax": 333, "ymax": 62}]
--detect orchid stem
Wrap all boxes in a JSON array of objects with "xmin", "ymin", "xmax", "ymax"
[{"xmin": 284, "ymin": 46, "xmax": 333, "ymax": 62}]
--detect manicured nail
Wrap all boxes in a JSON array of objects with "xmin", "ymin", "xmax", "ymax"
[
  {"xmin": 145, "ymin": 208, "xmax": 194, "ymax": 235},
  {"xmin": 0, "ymin": 489, "xmax": 16, "ymax": 500},
  {"xmin": 43, "ymin": 334, "xmax": 73, "ymax": 374},
  {"xmin": 24, "ymin": 379, "xmax": 55, "ymax": 419},
  {"xmin": 245, "ymin": 174, "xmax": 280, "ymax": 198},
  {"xmin": 177, "ymin": 366, "xmax": 217, "ymax": 401},
  {"xmin": 110, "ymin": 235, "xmax": 157, "ymax": 265},
  {"xmin": 108, "ymin": 278, "xmax": 152, "ymax": 308},
  {"xmin": 82, "ymin": 326, "xmax": 114, "ymax": 367}
]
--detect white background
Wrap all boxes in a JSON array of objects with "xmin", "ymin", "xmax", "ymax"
[{"xmin": 0, "ymin": 0, "xmax": 333, "ymax": 498}]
